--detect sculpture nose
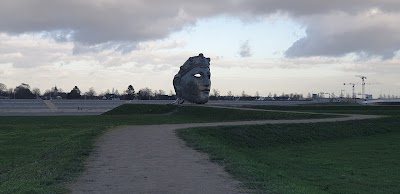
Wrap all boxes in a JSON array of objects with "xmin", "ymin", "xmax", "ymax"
[{"xmin": 203, "ymin": 78, "xmax": 211, "ymax": 87}]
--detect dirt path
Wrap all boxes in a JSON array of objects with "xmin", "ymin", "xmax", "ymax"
[{"xmin": 69, "ymin": 113, "xmax": 382, "ymax": 194}]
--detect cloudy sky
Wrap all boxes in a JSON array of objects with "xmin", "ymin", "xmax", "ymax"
[{"xmin": 1, "ymin": 0, "xmax": 400, "ymax": 97}]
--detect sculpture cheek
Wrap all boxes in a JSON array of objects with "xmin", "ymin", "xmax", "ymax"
[
  {"xmin": 173, "ymin": 75, "xmax": 182, "ymax": 97},
  {"xmin": 203, "ymin": 78, "xmax": 211, "ymax": 86}
]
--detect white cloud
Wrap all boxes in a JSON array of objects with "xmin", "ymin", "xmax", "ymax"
[
  {"xmin": 0, "ymin": 33, "xmax": 74, "ymax": 68},
  {"xmin": 137, "ymin": 38, "xmax": 187, "ymax": 51}
]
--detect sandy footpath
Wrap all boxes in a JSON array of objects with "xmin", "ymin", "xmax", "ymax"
[{"xmin": 69, "ymin": 113, "xmax": 381, "ymax": 194}]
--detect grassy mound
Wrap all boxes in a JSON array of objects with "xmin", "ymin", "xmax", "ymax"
[
  {"xmin": 102, "ymin": 104, "xmax": 339, "ymax": 122},
  {"xmin": 177, "ymin": 107, "xmax": 400, "ymax": 193},
  {"xmin": 247, "ymin": 105, "xmax": 400, "ymax": 116},
  {"xmin": 103, "ymin": 104, "xmax": 180, "ymax": 115},
  {"xmin": 0, "ymin": 104, "xmax": 340, "ymax": 193}
]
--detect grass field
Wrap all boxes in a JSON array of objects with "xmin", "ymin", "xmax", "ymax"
[
  {"xmin": 103, "ymin": 104, "xmax": 337, "ymax": 121},
  {"xmin": 177, "ymin": 105, "xmax": 400, "ymax": 193},
  {"xmin": 0, "ymin": 104, "xmax": 331, "ymax": 193},
  {"xmin": 246, "ymin": 104, "xmax": 400, "ymax": 116}
]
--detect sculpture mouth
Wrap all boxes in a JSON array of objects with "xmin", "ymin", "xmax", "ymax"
[{"xmin": 202, "ymin": 89, "xmax": 210, "ymax": 93}]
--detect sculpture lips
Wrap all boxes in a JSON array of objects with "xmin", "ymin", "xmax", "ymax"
[{"xmin": 202, "ymin": 89, "xmax": 210, "ymax": 92}]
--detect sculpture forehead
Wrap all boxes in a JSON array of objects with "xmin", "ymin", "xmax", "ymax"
[
  {"xmin": 182, "ymin": 67, "xmax": 210, "ymax": 76},
  {"xmin": 178, "ymin": 53, "xmax": 210, "ymax": 76}
]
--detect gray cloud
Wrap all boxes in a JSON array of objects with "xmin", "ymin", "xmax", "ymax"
[
  {"xmin": 285, "ymin": 11, "xmax": 400, "ymax": 59},
  {"xmin": 1, "ymin": 0, "xmax": 400, "ymax": 57},
  {"xmin": 239, "ymin": 40, "xmax": 252, "ymax": 58},
  {"xmin": 0, "ymin": 0, "xmax": 197, "ymax": 45}
]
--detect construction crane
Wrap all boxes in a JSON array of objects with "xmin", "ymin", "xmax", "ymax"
[
  {"xmin": 343, "ymin": 83, "xmax": 357, "ymax": 99},
  {"xmin": 356, "ymin": 75, "xmax": 367, "ymax": 100}
]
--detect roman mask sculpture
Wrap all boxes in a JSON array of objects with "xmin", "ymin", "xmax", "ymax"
[{"xmin": 173, "ymin": 53, "xmax": 211, "ymax": 104}]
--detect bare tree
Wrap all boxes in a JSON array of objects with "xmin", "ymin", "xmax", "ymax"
[
  {"xmin": 32, "ymin": 88, "xmax": 41, "ymax": 97},
  {"xmin": 85, "ymin": 87, "xmax": 96, "ymax": 99},
  {"xmin": 0, "ymin": 83, "xmax": 6, "ymax": 96},
  {"xmin": 8, "ymin": 88, "xmax": 13, "ymax": 98},
  {"xmin": 241, "ymin": 90, "xmax": 247, "ymax": 97},
  {"xmin": 211, "ymin": 89, "xmax": 220, "ymax": 97},
  {"xmin": 154, "ymin": 89, "xmax": 165, "ymax": 96},
  {"xmin": 0, "ymin": 83, "xmax": 6, "ymax": 92},
  {"xmin": 137, "ymin": 87, "xmax": 153, "ymax": 100},
  {"xmin": 153, "ymin": 89, "xmax": 166, "ymax": 100},
  {"xmin": 44, "ymin": 89, "xmax": 51, "ymax": 97}
]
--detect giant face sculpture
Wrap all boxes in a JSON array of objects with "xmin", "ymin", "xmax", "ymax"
[{"xmin": 173, "ymin": 54, "xmax": 211, "ymax": 104}]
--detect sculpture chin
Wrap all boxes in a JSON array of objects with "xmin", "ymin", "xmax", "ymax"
[
  {"xmin": 196, "ymin": 93, "xmax": 209, "ymax": 104},
  {"xmin": 192, "ymin": 98, "xmax": 209, "ymax": 104},
  {"xmin": 181, "ymin": 92, "xmax": 209, "ymax": 104}
]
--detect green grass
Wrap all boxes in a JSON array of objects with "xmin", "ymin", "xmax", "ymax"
[
  {"xmin": 300, "ymin": 102, "xmax": 361, "ymax": 106},
  {"xmin": 246, "ymin": 105, "xmax": 400, "ymax": 116},
  {"xmin": 0, "ymin": 104, "xmax": 332, "ymax": 194},
  {"xmin": 103, "ymin": 104, "xmax": 337, "ymax": 122},
  {"xmin": 0, "ymin": 122, "xmax": 101, "ymax": 194},
  {"xmin": 177, "ymin": 107, "xmax": 400, "ymax": 193},
  {"xmin": 103, "ymin": 103, "xmax": 179, "ymax": 115}
]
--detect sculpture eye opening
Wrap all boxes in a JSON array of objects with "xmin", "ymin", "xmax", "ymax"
[{"xmin": 194, "ymin": 73, "xmax": 201, "ymax": 78}]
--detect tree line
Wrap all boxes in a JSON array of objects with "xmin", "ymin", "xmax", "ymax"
[
  {"xmin": 7, "ymin": 82, "xmax": 389, "ymax": 101},
  {"xmin": 0, "ymin": 82, "xmax": 309, "ymax": 101},
  {"xmin": 0, "ymin": 83, "xmax": 175, "ymax": 100}
]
